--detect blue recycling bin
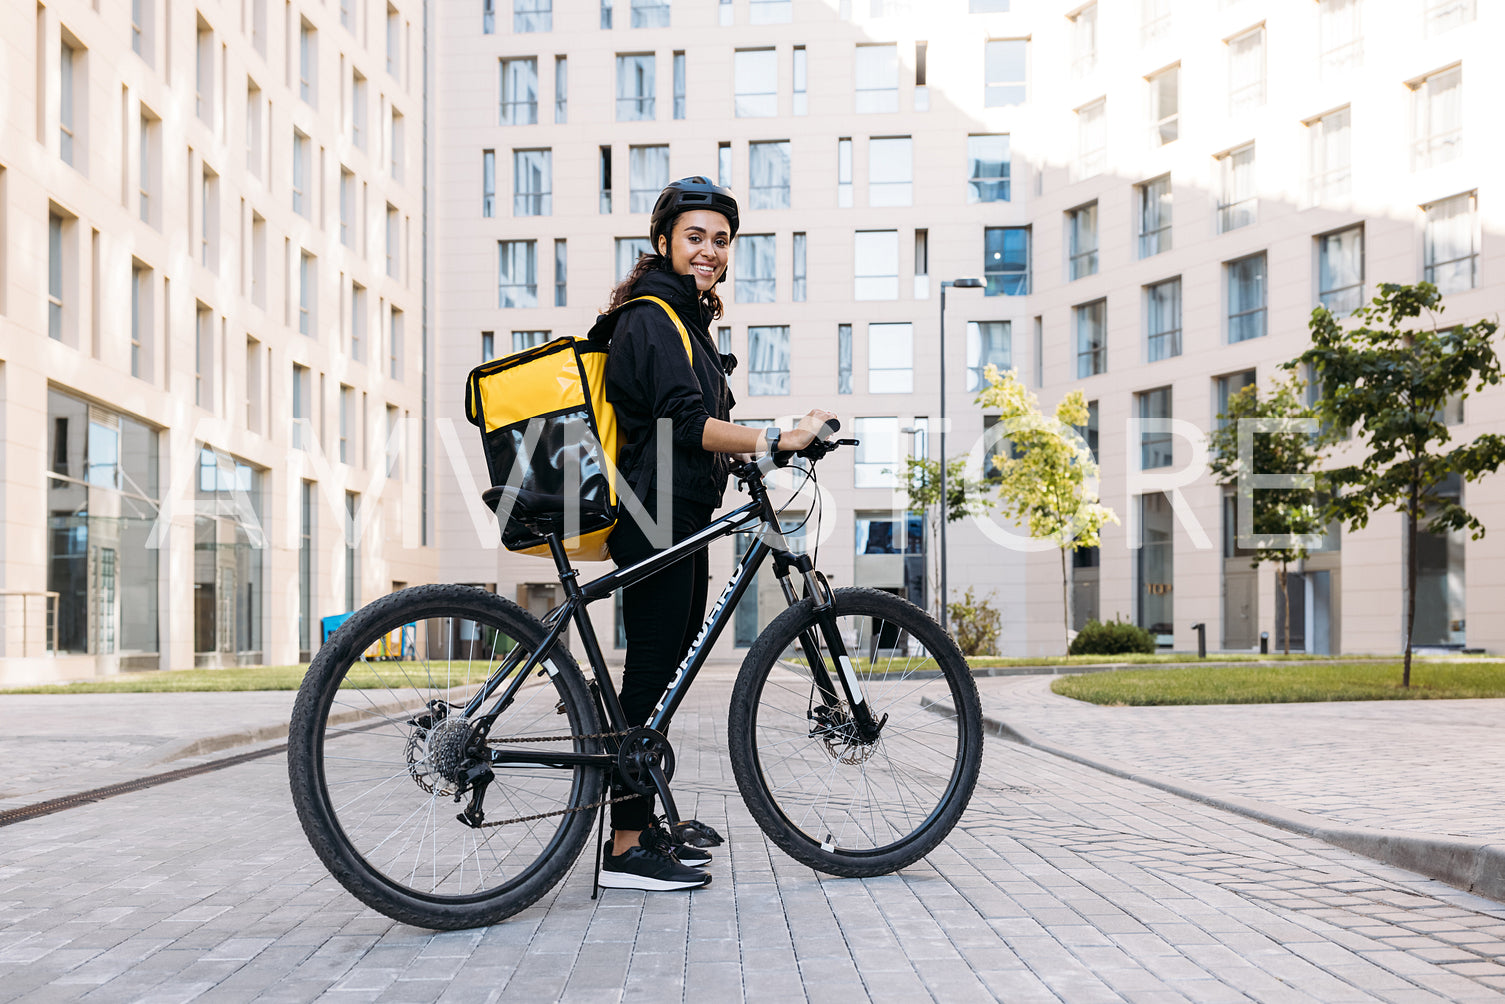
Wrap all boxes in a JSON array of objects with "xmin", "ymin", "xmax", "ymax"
[{"xmin": 320, "ymin": 612, "xmax": 353, "ymax": 644}]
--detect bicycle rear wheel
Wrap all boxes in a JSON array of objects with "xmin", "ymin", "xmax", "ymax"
[
  {"xmin": 288, "ymin": 584, "xmax": 604, "ymax": 930},
  {"xmin": 728, "ymin": 586, "xmax": 983, "ymax": 877}
]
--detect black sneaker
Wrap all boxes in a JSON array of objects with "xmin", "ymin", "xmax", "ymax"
[{"xmin": 599, "ymin": 836, "xmax": 712, "ymax": 892}]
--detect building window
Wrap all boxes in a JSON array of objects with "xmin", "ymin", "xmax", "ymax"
[
  {"xmin": 195, "ymin": 20, "xmax": 213, "ymax": 125},
  {"xmin": 339, "ymin": 385, "xmax": 354, "ymax": 463},
  {"xmin": 734, "ymin": 49, "xmax": 776, "ymax": 117},
  {"xmin": 1227, "ymin": 252, "xmax": 1267, "ymax": 343},
  {"xmin": 1228, "ymin": 27, "xmax": 1265, "ymax": 115},
  {"xmin": 352, "ymin": 283, "xmax": 366, "ymax": 361},
  {"xmin": 853, "ymin": 417, "xmax": 899, "ymax": 488},
  {"xmin": 601, "ymin": 0, "xmax": 613, "ymax": 28},
  {"xmin": 299, "ymin": 20, "xmax": 317, "ymax": 106},
  {"xmin": 628, "ymin": 145, "xmax": 669, "ymax": 212},
  {"xmin": 1425, "ymin": 0, "xmax": 1474, "ymax": 35},
  {"xmin": 298, "ymin": 480, "xmax": 313, "ymax": 656},
  {"xmin": 1308, "ymin": 107, "xmax": 1351, "ymax": 202},
  {"xmin": 869, "ymin": 137, "xmax": 913, "ymax": 207},
  {"xmin": 292, "ymin": 363, "xmax": 310, "ymax": 450},
  {"xmin": 1137, "ymin": 492, "xmax": 1174, "ymax": 641},
  {"xmin": 617, "ymin": 54, "xmax": 656, "ymax": 121},
  {"xmin": 1149, "ymin": 67, "xmax": 1178, "ymax": 145},
  {"xmin": 914, "ymin": 229, "xmax": 928, "ymax": 299},
  {"xmin": 837, "ymin": 324, "xmax": 853, "ymax": 394},
  {"xmin": 1137, "ymin": 387, "xmax": 1173, "ymax": 469},
  {"xmin": 48, "ymin": 213, "xmax": 67, "ymax": 341},
  {"xmin": 1319, "ymin": 0, "xmax": 1361, "ymax": 75},
  {"xmin": 385, "ymin": 406, "xmax": 402, "ymax": 478},
  {"xmin": 390, "ymin": 110, "xmax": 404, "ymax": 181},
  {"xmin": 837, "ymin": 138, "xmax": 853, "ymax": 207},
  {"xmin": 1077, "ymin": 99, "xmax": 1106, "ymax": 178},
  {"xmin": 1142, "ymin": 0, "xmax": 1170, "ymax": 42},
  {"xmin": 718, "ymin": 142, "xmax": 732, "ymax": 187},
  {"xmin": 720, "ymin": 0, "xmax": 733, "ymax": 25},
  {"xmin": 1217, "ymin": 144, "xmax": 1256, "ymax": 233},
  {"xmin": 1423, "ymin": 192, "xmax": 1477, "ymax": 294},
  {"xmin": 971, "ymin": 0, "xmax": 1009, "ymax": 10},
  {"xmin": 672, "ymin": 51, "xmax": 686, "ymax": 119},
  {"xmin": 498, "ymin": 240, "xmax": 538, "ymax": 307},
  {"xmin": 793, "ymin": 45, "xmax": 807, "ymax": 114},
  {"xmin": 299, "ymin": 252, "xmax": 315, "ymax": 336},
  {"xmin": 345, "ymin": 491, "xmax": 359, "ymax": 611},
  {"xmin": 631, "ymin": 0, "xmax": 670, "ymax": 27},
  {"xmin": 748, "ymin": 141, "xmax": 791, "ymax": 210},
  {"xmin": 599, "ymin": 146, "xmax": 613, "ymax": 213},
  {"xmin": 200, "ymin": 168, "xmax": 219, "ymax": 271},
  {"xmin": 512, "ymin": 330, "xmax": 550, "ymax": 352},
  {"xmin": 854, "ymin": 231, "xmax": 898, "ymax": 301},
  {"xmin": 132, "ymin": 0, "xmax": 155, "ymax": 63},
  {"xmin": 967, "ymin": 321, "xmax": 1011, "ymax": 392},
  {"xmin": 615, "ymin": 237, "xmax": 652, "ymax": 280},
  {"xmin": 1137, "ymin": 176, "xmax": 1172, "ymax": 258},
  {"xmin": 984, "ymin": 40, "xmax": 1027, "ymax": 107},
  {"xmin": 554, "ymin": 239, "xmax": 568, "ymax": 306},
  {"xmin": 352, "ymin": 72, "xmax": 367, "ymax": 148},
  {"xmin": 140, "ymin": 110, "xmax": 161, "ymax": 225},
  {"xmin": 1067, "ymin": 203, "xmax": 1098, "ymax": 280},
  {"xmin": 735, "ymin": 234, "xmax": 776, "ymax": 303},
  {"xmin": 483, "ymin": 0, "xmax": 495, "ymax": 33},
  {"xmin": 482, "ymin": 150, "xmax": 495, "ymax": 217},
  {"xmin": 1318, "ymin": 226, "xmax": 1364, "ymax": 314},
  {"xmin": 856, "ymin": 44, "xmax": 898, "ymax": 113},
  {"xmin": 386, "ymin": 204, "xmax": 400, "ymax": 278},
  {"xmin": 748, "ymin": 326, "xmax": 791, "ymax": 395},
  {"xmin": 868, "ymin": 323, "xmax": 913, "ymax": 394},
  {"xmin": 752, "ymin": 0, "xmax": 792, "ymax": 23},
  {"xmin": 195, "ymin": 304, "xmax": 215, "ymax": 408},
  {"xmin": 1071, "ymin": 4, "xmax": 1098, "ymax": 77},
  {"xmin": 500, "ymin": 58, "xmax": 539, "ymax": 125},
  {"xmin": 514, "ymin": 148, "xmax": 552, "ymax": 216},
  {"xmin": 340, "ymin": 168, "xmax": 356, "ymax": 245},
  {"xmin": 60, "ymin": 39, "xmax": 86, "ymax": 168},
  {"xmin": 292, "ymin": 131, "xmax": 310, "ymax": 217},
  {"xmin": 984, "ymin": 227, "xmax": 1029, "ymax": 296},
  {"xmin": 516, "ymin": 0, "xmax": 552, "ymax": 31},
  {"xmin": 1217, "ymin": 370, "xmax": 1257, "ymax": 428},
  {"xmin": 1412, "ymin": 66, "xmax": 1462, "ymax": 170},
  {"xmin": 1075, "ymin": 300, "xmax": 1106, "ymax": 378},
  {"xmin": 482, "ymin": 330, "xmax": 495, "ymax": 361},
  {"xmin": 386, "ymin": 4, "xmax": 400, "ymax": 78},
  {"xmin": 555, "ymin": 55, "xmax": 568, "ymax": 123},
  {"xmin": 389, "ymin": 308, "xmax": 404, "ymax": 379},
  {"xmin": 131, "ymin": 262, "xmax": 152, "ymax": 379},
  {"xmin": 1146, "ymin": 278, "xmax": 1181, "ymax": 362},
  {"xmin": 967, "ymin": 135, "xmax": 1009, "ymax": 203},
  {"xmin": 793, "ymin": 233, "xmax": 807, "ymax": 302},
  {"xmin": 244, "ymin": 83, "xmax": 261, "ymax": 176}
]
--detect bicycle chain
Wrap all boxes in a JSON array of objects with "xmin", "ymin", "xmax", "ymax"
[{"xmin": 472, "ymin": 729, "xmax": 634, "ymax": 829}]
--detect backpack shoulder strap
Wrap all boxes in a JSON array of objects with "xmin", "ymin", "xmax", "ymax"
[{"xmin": 622, "ymin": 295, "xmax": 693, "ymax": 367}]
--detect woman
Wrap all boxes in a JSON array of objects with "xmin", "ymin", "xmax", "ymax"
[{"xmin": 599, "ymin": 177, "xmax": 836, "ymax": 892}]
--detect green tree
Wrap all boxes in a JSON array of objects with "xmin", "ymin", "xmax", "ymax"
[
  {"xmin": 1289, "ymin": 282, "xmax": 1505, "ymax": 685},
  {"xmin": 975, "ymin": 367, "xmax": 1118, "ymax": 653},
  {"xmin": 898, "ymin": 454, "xmax": 993, "ymax": 623},
  {"xmin": 1206, "ymin": 375, "xmax": 1326, "ymax": 655}
]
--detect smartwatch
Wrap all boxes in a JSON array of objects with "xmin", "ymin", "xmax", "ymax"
[{"xmin": 764, "ymin": 426, "xmax": 782, "ymax": 454}]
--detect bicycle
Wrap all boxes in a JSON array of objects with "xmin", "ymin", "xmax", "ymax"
[{"xmin": 287, "ymin": 429, "xmax": 985, "ymax": 930}]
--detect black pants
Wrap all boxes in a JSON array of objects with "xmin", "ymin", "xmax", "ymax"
[{"xmin": 608, "ymin": 493, "xmax": 713, "ymax": 832}]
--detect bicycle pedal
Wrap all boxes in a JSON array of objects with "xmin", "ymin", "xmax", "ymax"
[
  {"xmin": 555, "ymin": 699, "xmax": 567, "ymax": 715},
  {"xmin": 672, "ymin": 818, "xmax": 725, "ymax": 848}
]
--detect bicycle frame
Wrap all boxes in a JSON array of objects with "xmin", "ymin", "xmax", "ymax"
[{"xmin": 456, "ymin": 470, "xmax": 874, "ymax": 808}]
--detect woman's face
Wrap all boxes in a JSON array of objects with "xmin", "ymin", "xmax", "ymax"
[{"xmin": 657, "ymin": 210, "xmax": 733, "ymax": 292}]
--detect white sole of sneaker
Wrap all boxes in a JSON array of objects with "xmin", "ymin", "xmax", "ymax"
[{"xmin": 597, "ymin": 871, "xmax": 711, "ymax": 892}]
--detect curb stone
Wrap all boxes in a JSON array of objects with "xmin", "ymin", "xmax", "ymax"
[{"xmin": 979, "ymin": 707, "xmax": 1505, "ymax": 905}]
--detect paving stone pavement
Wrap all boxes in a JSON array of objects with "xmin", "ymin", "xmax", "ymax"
[
  {"xmin": 975, "ymin": 675, "xmax": 1505, "ymax": 843},
  {"xmin": 3, "ymin": 673, "xmax": 1505, "ymax": 1002}
]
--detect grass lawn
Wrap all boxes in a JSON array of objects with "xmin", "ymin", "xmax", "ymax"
[
  {"xmin": 1052, "ymin": 660, "xmax": 1505, "ymax": 706},
  {"xmin": 0, "ymin": 661, "xmax": 499, "ymax": 694}
]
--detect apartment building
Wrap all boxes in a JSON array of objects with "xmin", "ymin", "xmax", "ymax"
[
  {"xmin": 433, "ymin": 0, "xmax": 1503, "ymax": 659},
  {"xmin": 1, "ymin": 0, "xmax": 433, "ymax": 684}
]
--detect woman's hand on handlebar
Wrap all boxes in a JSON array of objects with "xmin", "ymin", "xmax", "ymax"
[{"xmin": 780, "ymin": 409, "xmax": 839, "ymax": 452}]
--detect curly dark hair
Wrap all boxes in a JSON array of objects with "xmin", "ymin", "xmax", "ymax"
[{"xmin": 605, "ymin": 253, "xmax": 725, "ymax": 321}]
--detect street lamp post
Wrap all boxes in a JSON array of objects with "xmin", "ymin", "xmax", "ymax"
[{"xmin": 938, "ymin": 277, "xmax": 985, "ymax": 635}]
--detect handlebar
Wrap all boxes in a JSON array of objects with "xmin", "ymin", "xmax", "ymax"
[{"xmin": 735, "ymin": 421, "xmax": 857, "ymax": 483}]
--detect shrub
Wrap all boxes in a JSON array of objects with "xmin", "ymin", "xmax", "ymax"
[
  {"xmin": 948, "ymin": 588, "xmax": 1001, "ymax": 657},
  {"xmin": 1068, "ymin": 616, "xmax": 1156, "ymax": 656}
]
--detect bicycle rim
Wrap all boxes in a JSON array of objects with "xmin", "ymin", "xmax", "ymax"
[
  {"xmin": 740, "ymin": 590, "xmax": 978, "ymax": 866},
  {"xmin": 297, "ymin": 589, "xmax": 600, "ymax": 915}
]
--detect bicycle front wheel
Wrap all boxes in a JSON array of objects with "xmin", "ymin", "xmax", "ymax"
[
  {"xmin": 728, "ymin": 586, "xmax": 983, "ymax": 877},
  {"xmin": 288, "ymin": 584, "xmax": 604, "ymax": 930}
]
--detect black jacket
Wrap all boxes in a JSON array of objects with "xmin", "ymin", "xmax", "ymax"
[{"xmin": 602, "ymin": 268, "xmax": 737, "ymax": 509}]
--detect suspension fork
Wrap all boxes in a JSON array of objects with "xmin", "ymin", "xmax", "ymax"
[{"xmin": 771, "ymin": 552, "xmax": 883, "ymax": 741}]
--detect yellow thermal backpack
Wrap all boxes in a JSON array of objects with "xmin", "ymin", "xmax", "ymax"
[{"xmin": 463, "ymin": 296, "xmax": 692, "ymax": 561}]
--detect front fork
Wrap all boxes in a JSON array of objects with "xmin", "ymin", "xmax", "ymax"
[{"xmin": 771, "ymin": 553, "xmax": 885, "ymax": 742}]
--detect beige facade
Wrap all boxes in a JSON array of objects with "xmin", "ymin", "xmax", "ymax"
[
  {"xmin": 2, "ymin": 0, "xmax": 433, "ymax": 684},
  {"xmin": 432, "ymin": 0, "xmax": 1504, "ymax": 659}
]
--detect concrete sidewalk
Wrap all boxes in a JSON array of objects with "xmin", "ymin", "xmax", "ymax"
[{"xmin": 974, "ymin": 674, "xmax": 1505, "ymax": 906}]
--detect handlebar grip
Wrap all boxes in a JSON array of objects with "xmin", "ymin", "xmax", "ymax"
[{"xmin": 824, "ymin": 418, "xmax": 841, "ymax": 435}]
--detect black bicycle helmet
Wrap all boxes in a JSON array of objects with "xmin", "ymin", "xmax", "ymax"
[{"xmin": 649, "ymin": 177, "xmax": 740, "ymax": 251}]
